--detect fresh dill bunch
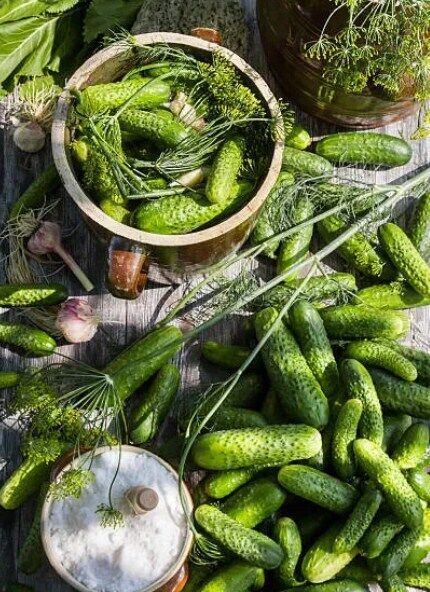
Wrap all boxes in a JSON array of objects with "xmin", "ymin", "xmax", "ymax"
[
  {"xmin": 49, "ymin": 469, "xmax": 95, "ymax": 501},
  {"xmin": 21, "ymin": 436, "xmax": 66, "ymax": 463},
  {"xmin": 12, "ymin": 371, "xmax": 57, "ymax": 413},
  {"xmin": 96, "ymin": 503, "xmax": 124, "ymax": 529}
]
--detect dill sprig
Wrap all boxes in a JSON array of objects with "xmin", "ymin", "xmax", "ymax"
[
  {"xmin": 96, "ymin": 503, "xmax": 124, "ymax": 529},
  {"xmin": 49, "ymin": 469, "xmax": 95, "ymax": 501}
]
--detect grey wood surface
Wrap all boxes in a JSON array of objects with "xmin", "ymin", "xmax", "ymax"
[{"xmin": 0, "ymin": 0, "xmax": 429, "ymax": 589}]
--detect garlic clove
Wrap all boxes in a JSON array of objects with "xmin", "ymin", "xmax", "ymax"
[
  {"xmin": 56, "ymin": 298, "xmax": 100, "ymax": 343},
  {"xmin": 13, "ymin": 121, "xmax": 46, "ymax": 153}
]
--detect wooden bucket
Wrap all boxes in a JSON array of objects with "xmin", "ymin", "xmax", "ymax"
[{"xmin": 51, "ymin": 32, "xmax": 284, "ymax": 299}]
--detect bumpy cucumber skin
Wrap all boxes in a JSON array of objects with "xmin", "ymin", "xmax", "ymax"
[
  {"xmin": 353, "ymin": 439, "xmax": 423, "ymax": 529},
  {"xmin": 410, "ymin": 192, "xmax": 430, "ymax": 263},
  {"xmin": 289, "ymin": 300, "xmax": 339, "ymax": 399},
  {"xmin": 100, "ymin": 198, "xmax": 130, "ymax": 224},
  {"xmin": 17, "ymin": 483, "xmax": 48, "ymax": 574},
  {"xmin": 80, "ymin": 78, "xmax": 171, "ymax": 112},
  {"xmin": 341, "ymin": 359, "xmax": 384, "ymax": 445},
  {"xmin": 371, "ymin": 526, "xmax": 420, "ymax": 579},
  {"xmin": 203, "ymin": 467, "xmax": 260, "ymax": 499},
  {"xmin": 383, "ymin": 414, "xmax": 413, "ymax": 453},
  {"xmin": 317, "ymin": 215, "xmax": 396, "ymax": 280},
  {"xmin": 130, "ymin": 364, "xmax": 180, "ymax": 443},
  {"xmin": 320, "ymin": 305, "xmax": 410, "ymax": 340},
  {"xmin": 255, "ymin": 307, "xmax": 329, "ymax": 429},
  {"xmin": 202, "ymin": 341, "xmax": 254, "ymax": 370},
  {"xmin": 382, "ymin": 575, "xmax": 409, "ymax": 592},
  {"xmin": 345, "ymin": 341, "xmax": 417, "ymax": 382},
  {"xmin": 332, "ymin": 399, "xmax": 363, "ymax": 481},
  {"xmin": 376, "ymin": 340, "xmax": 430, "ymax": 387},
  {"xmin": 392, "ymin": 423, "xmax": 430, "ymax": 469},
  {"xmin": 0, "ymin": 322, "xmax": 56, "ymax": 356},
  {"xmin": 198, "ymin": 561, "xmax": 264, "ymax": 592},
  {"xmin": 285, "ymin": 123, "xmax": 311, "ymax": 150},
  {"xmin": 285, "ymin": 580, "xmax": 367, "ymax": 592},
  {"xmin": 401, "ymin": 564, "xmax": 430, "ymax": 590},
  {"xmin": 360, "ymin": 513, "xmax": 404, "ymax": 559},
  {"xmin": 194, "ymin": 504, "xmax": 283, "ymax": 570},
  {"xmin": 9, "ymin": 164, "xmax": 59, "ymax": 221},
  {"xmin": 301, "ymin": 523, "xmax": 359, "ymax": 583},
  {"xmin": 277, "ymin": 196, "xmax": 314, "ymax": 280},
  {"xmin": 315, "ymin": 132, "xmax": 412, "ymax": 167},
  {"xmin": 407, "ymin": 469, "xmax": 430, "ymax": 502},
  {"xmin": 206, "ymin": 136, "xmax": 246, "ymax": 204},
  {"xmin": 209, "ymin": 407, "xmax": 268, "ymax": 431},
  {"xmin": 0, "ymin": 372, "xmax": 19, "ymax": 389},
  {"xmin": 379, "ymin": 223, "xmax": 430, "ymax": 298},
  {"xmin": 220, "ymin": 478, "xmax": 286, "ymax": 528},
  {"xmin": 119, "ymin": 109, "xmax": 190, "ymax": 148},
  {"xmin": 0, "ymin": 284, "xmax": 68, "ymax": 307},
  {"xmin": 278, "ymin": 465, "xmax": 358, "ymax": 514},
  {"xmin": 353, "ymin": 282, "xmax": 430, "ymax": 310},
  {"xmin": 274, "ymin": 517, "xmax": 303, "ymax": 587},
  {"xmin": 0, "ymin": 457, "xmax": 52, "ymax": 510},
  {"xmin": 282, "ymin": 146, "xmax": 334, "ymax": 177},
  {"xmin": 369, "ymin": 368, "xmax": 430, "ymax": 419},
  {"xmin": 334, "ymin": 487, "xmax": 384, "ymax": 553}
]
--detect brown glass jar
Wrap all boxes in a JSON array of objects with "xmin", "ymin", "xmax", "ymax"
[{"xmin": 257, "ymin": 0, "xmax": 418, "ymax": 128}]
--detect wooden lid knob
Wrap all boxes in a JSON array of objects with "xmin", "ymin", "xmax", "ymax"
[{"xmin": 126, "ymin": 486, "xmax": 159, "ymax": 515}]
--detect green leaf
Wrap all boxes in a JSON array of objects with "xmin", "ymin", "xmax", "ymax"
[
  {"xmin": 45, "ymin": 0, "xmax": 83, "ymax": 14},
  {"xmin": 83, "ymin": 0, "xmax": 143, "ymax": 43},
  {"xmin": 0, "ymin": 0, "xmax": 49, "ymax": 24},
  {"xmin": 17, "ymin": 17, "xmax": 58, "ymax": 77}
]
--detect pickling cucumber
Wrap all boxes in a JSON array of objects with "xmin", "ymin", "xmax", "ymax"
[
  {"xmin": 382, "ymin": 575, "xmax": 409, "ymax": 592},
  {"xmin": 320, "ymin": 305, "xmax": 410, "ymax": 340},
  {"xmin": 192, "ymin": 425, "xmax": 322, "ymax": 470},
  {"xmin": 100, "ymin": 198, "xmax": 130, "ymax": 224},
  {"xmin": 194, "ymin": 504, "xmax": 283, "ymax": 569},
  {"xmin": 202, "ymin": 341, "xmax": 255, "ymax": 370},
  {"xmin": 208, "ymin": 407, "xmax": 267, "ymax": 431},
  {"xmin": 254, "ymin": 307, "xmax": 329, "ymax": 429},
  {"xmin": 410, "ymin": 191, "xmax": 430, "ymax": 263},
  {"xmin": 198, "ymin": 561, "xmax": 264, "ymax": 592},
  {"xmin": 353, "ymin": 439, "xmax": 423, "ymax": 529},
  {"xmin": 282, "ymin": 147, "xmax": 334, "ymax": 177},
  {"xmin": 17, "ymin": 483, "xmax": 48, "ymax": 574},
  {"xmin": 0, "ymin": 372, "xmax": 19, "ymax": 389},
  {"xmin": 0, "ymin": 284, "xmax": 68, "ymax": 307},
  {"xmin": 119, "ymin": 109, "xmax": 191, "ymax": 148},
  {"xmin": 9, "ymin": 164, "xmax": 60, "ymax": 221},
  {"xmin": 345, "ymin": 340, "xmax": 417, "ymax": 382},
  {"xmin": 274, "ymin": 517, "xmax": 303, "ymax": 587},
  {"xmin": 202, "ymin": 467, "xmax": 259, "ymax": 499},
  {"xmin": 286, "ymin": 581, "xmax": 367, "ymax": 592},
  {"xmin": 379, "ymin": 223, "xmax": 430, "ymax": 298},
  {"xmin": 383, "ymin": 414, "xmax": 413, "ymax": 453},
  {"xmin": 400, "ymin": 563, "xmax": 430, "ymax": 590},
  {"xmin": 278, "ymin": 465, "xmax": 358, "ymax": 514},
  {"xmin": 315, "ymin": 133, "xmax": 412, "ymax": 167},
  {"xmin": 369, "ymin": 368, "xmax": 430, "ymax": 419},
  {"xmin": 370, "ymin": 526, "xmax": 420, "ymax": 579},
  {"xmin": 375, "ymin": 341, "xmax": 430, "ymax": 386},
  {"xmin": 332, "ymin": 399, "xmax": 363, "ymax": 481},
  {"xmin": 80, "ymin": 78, "xmax": 171, "ymax": 112},
  {"xmin": 285, "ymin": 123, "xmax": 311, "ymax": 150},
  {"xmin": 206, "ymin": 136, "xmax": 246, "ymax": 204},
  {"xmin": 277, "ymin": 196, "xmax": 314, "ymax": 280},
  {"xmin": 360, "ymin": 512, "xmax": 404, "ymax": 559},
  {"xmin": 407, "ymin": 469, "xmax": 430, "ymax": 503},
  {"xmin": 0, "ymin": 322, "xmax": 56, "ymax": 356},
  {"xmin": 0, "ymin": 457, "xmax": 53, "ymax": 510},
  {"xmin": 353, "ymin": 282, "xmax": 430, "ymax": 310},
  {"xmin": 289, "ymin": 300, "xmax": 339, "ymax": 399},
  {"xmin": 391, "ymin": 423, "xmax": 429, "ymax": 470}
]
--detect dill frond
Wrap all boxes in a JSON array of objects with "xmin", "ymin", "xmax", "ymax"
[
  {"xmin": 96, "ymin": 503, "xmax": 124, "ymax": 529},
  {"xmin": 49, "ymin": 469, "xmax": 95, "ymax": 501}
]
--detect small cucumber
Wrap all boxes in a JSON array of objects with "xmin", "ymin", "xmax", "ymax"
[
  {"xmin": 282, "ymin": 146, "xmax": 334, "ymax": 177},
  {"xmin": 277, "ymin": 196, "xmax": 314, "ymax": 280},
  {"xmin": 368, "ymin": 368, "xmax": 430, "ymax": 419},
  {"xmin": 410, "ymin": 191, "xmax": 430, "ymax": 263},
  {"xmin": 315, "ymin": 132, "xmax": 412, "ymax": 167},
  {"xmin": 100, "ymin": 198, "xmax": 130, "ymax": 224},
  {"xmin": 285, "ymin": 581, "xmax": 367, "ymax": 592},
  {"xmin": 383, "ymin": 414, "xmax": 413, "ymax": 453},
  {"xmin": 341, "ymin": 359, "xmax": 384, "ymax": 445},
  {"xmin": 206, "ymin": 136, "xmax": 246, "ymax": 204},
  {"xmin": 353, "ymin": 282, "xmax": 430, "ymax": 309},
  {"xmin": 333, "ymin": 487, "xmax": 384, "ymax": 553},
  {"xmin": 370, "ymin": 526, "xmax": 421, "ymax": 579},
  {"xmin": 400, "ymin": 564, "xmax": 430, "ymax": 590},
  {"xmin": 379, "ymin": 223, "xmax": 430, "ymax": 298},
  {"xmin": 0, "ymin": 322, "xmax": 56, "ymax": 356},
  {"xmin": 278, "ymin": 465, "xmax": 358, "ymax": 514},
  {"xmin": 254, "ymin": 307, "xmax": 329, "ymax": 429},
  {"xmin": 289, "ymin": 300, "xmax": 339, "ymax": 399},
  {"xmin": 391, "ymin": 423, "xmax": 430, "ymax": 469},
  {"xmin": 202, "ymin": 341, "xmax": 256, "ymax": 370},
  {"xmin": 202, "ymin": 467, "xmax": 260, "ymax": 499},
  {"xmin": 9, "ymin": 164, "xmax": 60, "ymax": 221},
  {"xmin": 274, "ymin": 517, "xmax": 303, "ymax": 587},
  {"xmin": 376, "ymin": 340, "xmax": 430, "ymax": 386},
  {"xmin": 320, "ymin": 305, "xmax": 410, "ymax": 340},
  {"xmin": 301, "ymin": 523, "xmax": 359, "ymax": 583},
  {"xmin": 220, "ymin": 478, "xmax": 287, "ymax": 528},
  {"xmin": 285, "ymin": 123, "xmax": 311, "ymax": 150},
  {"xmin": 0, "ymin": 284, "xmax": 68, "ymax": 307},
  {"xmin": 382, "ymin": 575, "xmax": 409, "ymax": 592},
  {"xmin": 360, "ymin": 512, "xmax": 404, "ymax": 559},
  {"xmin": 407, "ymin": 469, "xmax": 430, "ymax": 502},
  {"xmin": 17, "ymin": 483, "xmax": 48, "ymax": 574},
  {"xmin": 0, "ymin": 457, "xmax": 52, "ymax": 510},
  {"xmin": 198, "ymin": 561, "xmax": 264, "ymax": 592},
  {"xmin": 345, "ymin": 340, "xmax": 418, "ymax": 381},
  {"xmin": 183, "ymin": 565, "xmax": 211, "ymax": 591},
  {"xmin": 208, "ymin": 407, "xmax": 268, "ymax": 431},
  {"xmin": 80, "ymin": 78, "xmax": 171, "ymax": 112},
  {"xmin": 194, "ymin": 504, "xmax": 283, "ymax": 569},
  {"xmin": 353, "ymin": 439, "xmax": 423, "ymax": 529},
  {"xmin": 403, "ymin": 508, "xmax": 430, "ymax": 568},
  {"xmin": 119, "ymin": 109, "xmax": 190, "ymax": 148},
  {"xmin": 192, "ymin": 425, "xmax": 321, "ymax": 470},
  {"xmin": 130, "ymin": 364, "xmax": 180, "ymax": 444},
  {"xmin": 0, "ymin": 372, "xmax": 20, "ymax": 389},
  {"xmin": 332, "ymin": 399, "xmax": 363, "ymax": 481}
]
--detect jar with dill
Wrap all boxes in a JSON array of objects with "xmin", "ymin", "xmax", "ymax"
[{"xmin": 257, "ymin": 0, "xmax": 430, "ymax": 128}]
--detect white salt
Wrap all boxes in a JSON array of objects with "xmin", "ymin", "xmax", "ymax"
[{"xmin": 46, "ymin": 449, "xmax": 188, "ymax": 592}]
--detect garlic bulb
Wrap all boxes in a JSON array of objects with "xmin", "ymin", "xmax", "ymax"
[
  {"xmin": 56, "ymin": 298, "xmax": 100, "ymax": 343},
  {"xmin": 13, "ymin": 122, "xmax": 46, "ymax": 153}
]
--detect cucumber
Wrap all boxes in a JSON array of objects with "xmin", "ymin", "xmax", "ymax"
[
  {"xmin": 274, "ymin": 517, "xmax": 303, "ymax": 587},
  {"xmin": 353, "ymin": 282, "xmax": 430, "ymax": 309},
  {"xmin": 314, "ymin": 183, "xmax": 383, "ymax": 216},
  {"xmin": 403, "ymin": 508, "xmax": 430, "ymax": 568},
  {"xmin": 336, "ymin": 557, "xmax": 375, "ymax": 584},
  {"xmin": 0, "ymin": 457, "xmax": 52, "ymax": 510},
  {"xmin": 383, "ymin": 414, "xmax": 413, "ymax": 453},
  {"xmin": 254, "ymin": 307, "xmax": 329, "ymax": 429},
  {"xmin": 0, "ymin": 283, "xmax": 68, "ymax": 307},
  {"xmin": 251, "ymin": 172, "xmax": 295, "ymax": 258},
  {"xmin": 202, "ymin": 341, "xmax": 255, "ymax": 370},
  {"xmin": 332, "ymin": 399, "xmax": 363, "ymax": 481},
  {"xmin": 194, "ymin": 504, "xmax": 283, "ymax": 570},
  {"xmin": 202, "ymin": 467, "xmax": 260, "ymax": 499},
  {"xmin": 360, "ymin": 512, "xmax": 404, "ymax": 559},
  {"xmin": 410, "ymin": 191, "xmax": 430, "ymax": 263},
  {"xmin": 317, "ymin": 214, "xmax": 396, "ymax": 280},
  {"xmin": 301, "ymin": 523, "xmax": 359, "ymax": 583},
  {"xmin": 382, "ymin": 575, "xmax": 409, "ymax": 592},
  {"xmin": 260, "ymin": 388, "xmax": 287, "ymax": 425},
  {"xmin": 278, "ymin": 465, "xmax": 358, "ymax": 514},
  {"xmin": 130, "ymin": 364, "xmax": 180, "ymax": 443},
  {"xmin": 220, "ymin": 478, "xmax": 287, "ymax": 528},
  {"xmin": 285, "ymin": 123, "xmax": 311, "ymax": 150},
  {"xmin": 282, "ymin": 147, "xmax": 334, "ymax": 177},
  {"xmin": 391, "ymin": 423, "xmax": 430, "ymax": 469},
  {"xmin": 208, "ymin": 407, "xmax": 268, "ymax": 431},
  {"xmin": 315, "ymin": 133, "xmax": 412, "ymax": 167},
  {"xmin": 379, "ymin": 223, "xmax": 430, "ymax": 298},
  {"xmin": 368, "ymin": 368, "xmax": 430, "ymax": 419},
  {"xmin": 192, "ymin": 425, "xmax": 321, "ymax": 470},
  {"xmin": 289, "ymin": 300, "xmax": 339, "ymax": 399},
  {"xmin": 183, "ymin": 565, "xmax": 211, "ymax": 591},
  {"xmin": 277, "ymin": 196, "xmax": 314, "ymax": 280},
  {"xmin": 333, "ymin": 487, "xmax": 384, "ymax": 553},
  {"xmin": 206, "ymin": 136, "xmax": 246, "ymax": 204},
  {"xmin": 80, "ymin": 78, "xmax": 171, "ymax": 112},
  {"xmin": 17, "ymin": 483, "xmax": 48, "ymax": 574},
  {"xmin": 320, "ymin": 305, "xmax": 410, "ymax": 340},
  {"xmin": 401, "ymin": 564, "xmax": 430, "ymax": 590},
  {"xmin": 198, "ymin": 561, "xmax": 264, "ymax": 592},
  {"xmin": 100, "ymin": 198, "xmax": 130, "ymax": 224},
  {"xmin": 0, "ymin": 322, "xmax": 56, "ymax": 356},
  {"xmin": 9, "ymin": 164, "xmax": 60, "ymax": 220},
  {"xmin": 344, "ymin": 341, "xmax": 418, "ymax": 381},
  {"xmin": 370, "ymin": 526, "xmax": 421, "ymax": 579},
  {"xmin": 407, "ymin": 469, "xmax": 430, "ymax": 502},
  {"xmin": 0, "ymin": 371, "xmax": 19, "ymax": 389},
  {"xmin": 375, "ymin": 341, "xmax": 430, "ymax": 386},
  {"xmin": 119, "ymin": 109, "xmax": 190, "ymax": 148},
  {"xmin": 341, "ymin": 359, "xmax": 384, "ymax": 445},
  {"xmin": 353, "ymin": 439, "xmax": 423, "ymax": 529},
  {"xmin": 284, "ymin": 581, "xmax": 367, "ymax": 592}
]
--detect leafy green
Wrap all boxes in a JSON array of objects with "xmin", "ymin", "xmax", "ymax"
[
  {"xmin": 83, "ymin": 0, "xmax": 143, "ymax": 43},
  {"xmin": 0, "ymin": 0, "xmax": 49, "ymax": 24}
]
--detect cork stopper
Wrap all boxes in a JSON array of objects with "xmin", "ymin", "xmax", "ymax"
[{"xmin": 125, "ymin": 486, "xmax": 159, "ymax": 515}]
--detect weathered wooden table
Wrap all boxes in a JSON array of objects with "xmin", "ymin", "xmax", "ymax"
[{"xmin": 1, "ymin": 1, "xmax": 429, "ymax": 589}]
